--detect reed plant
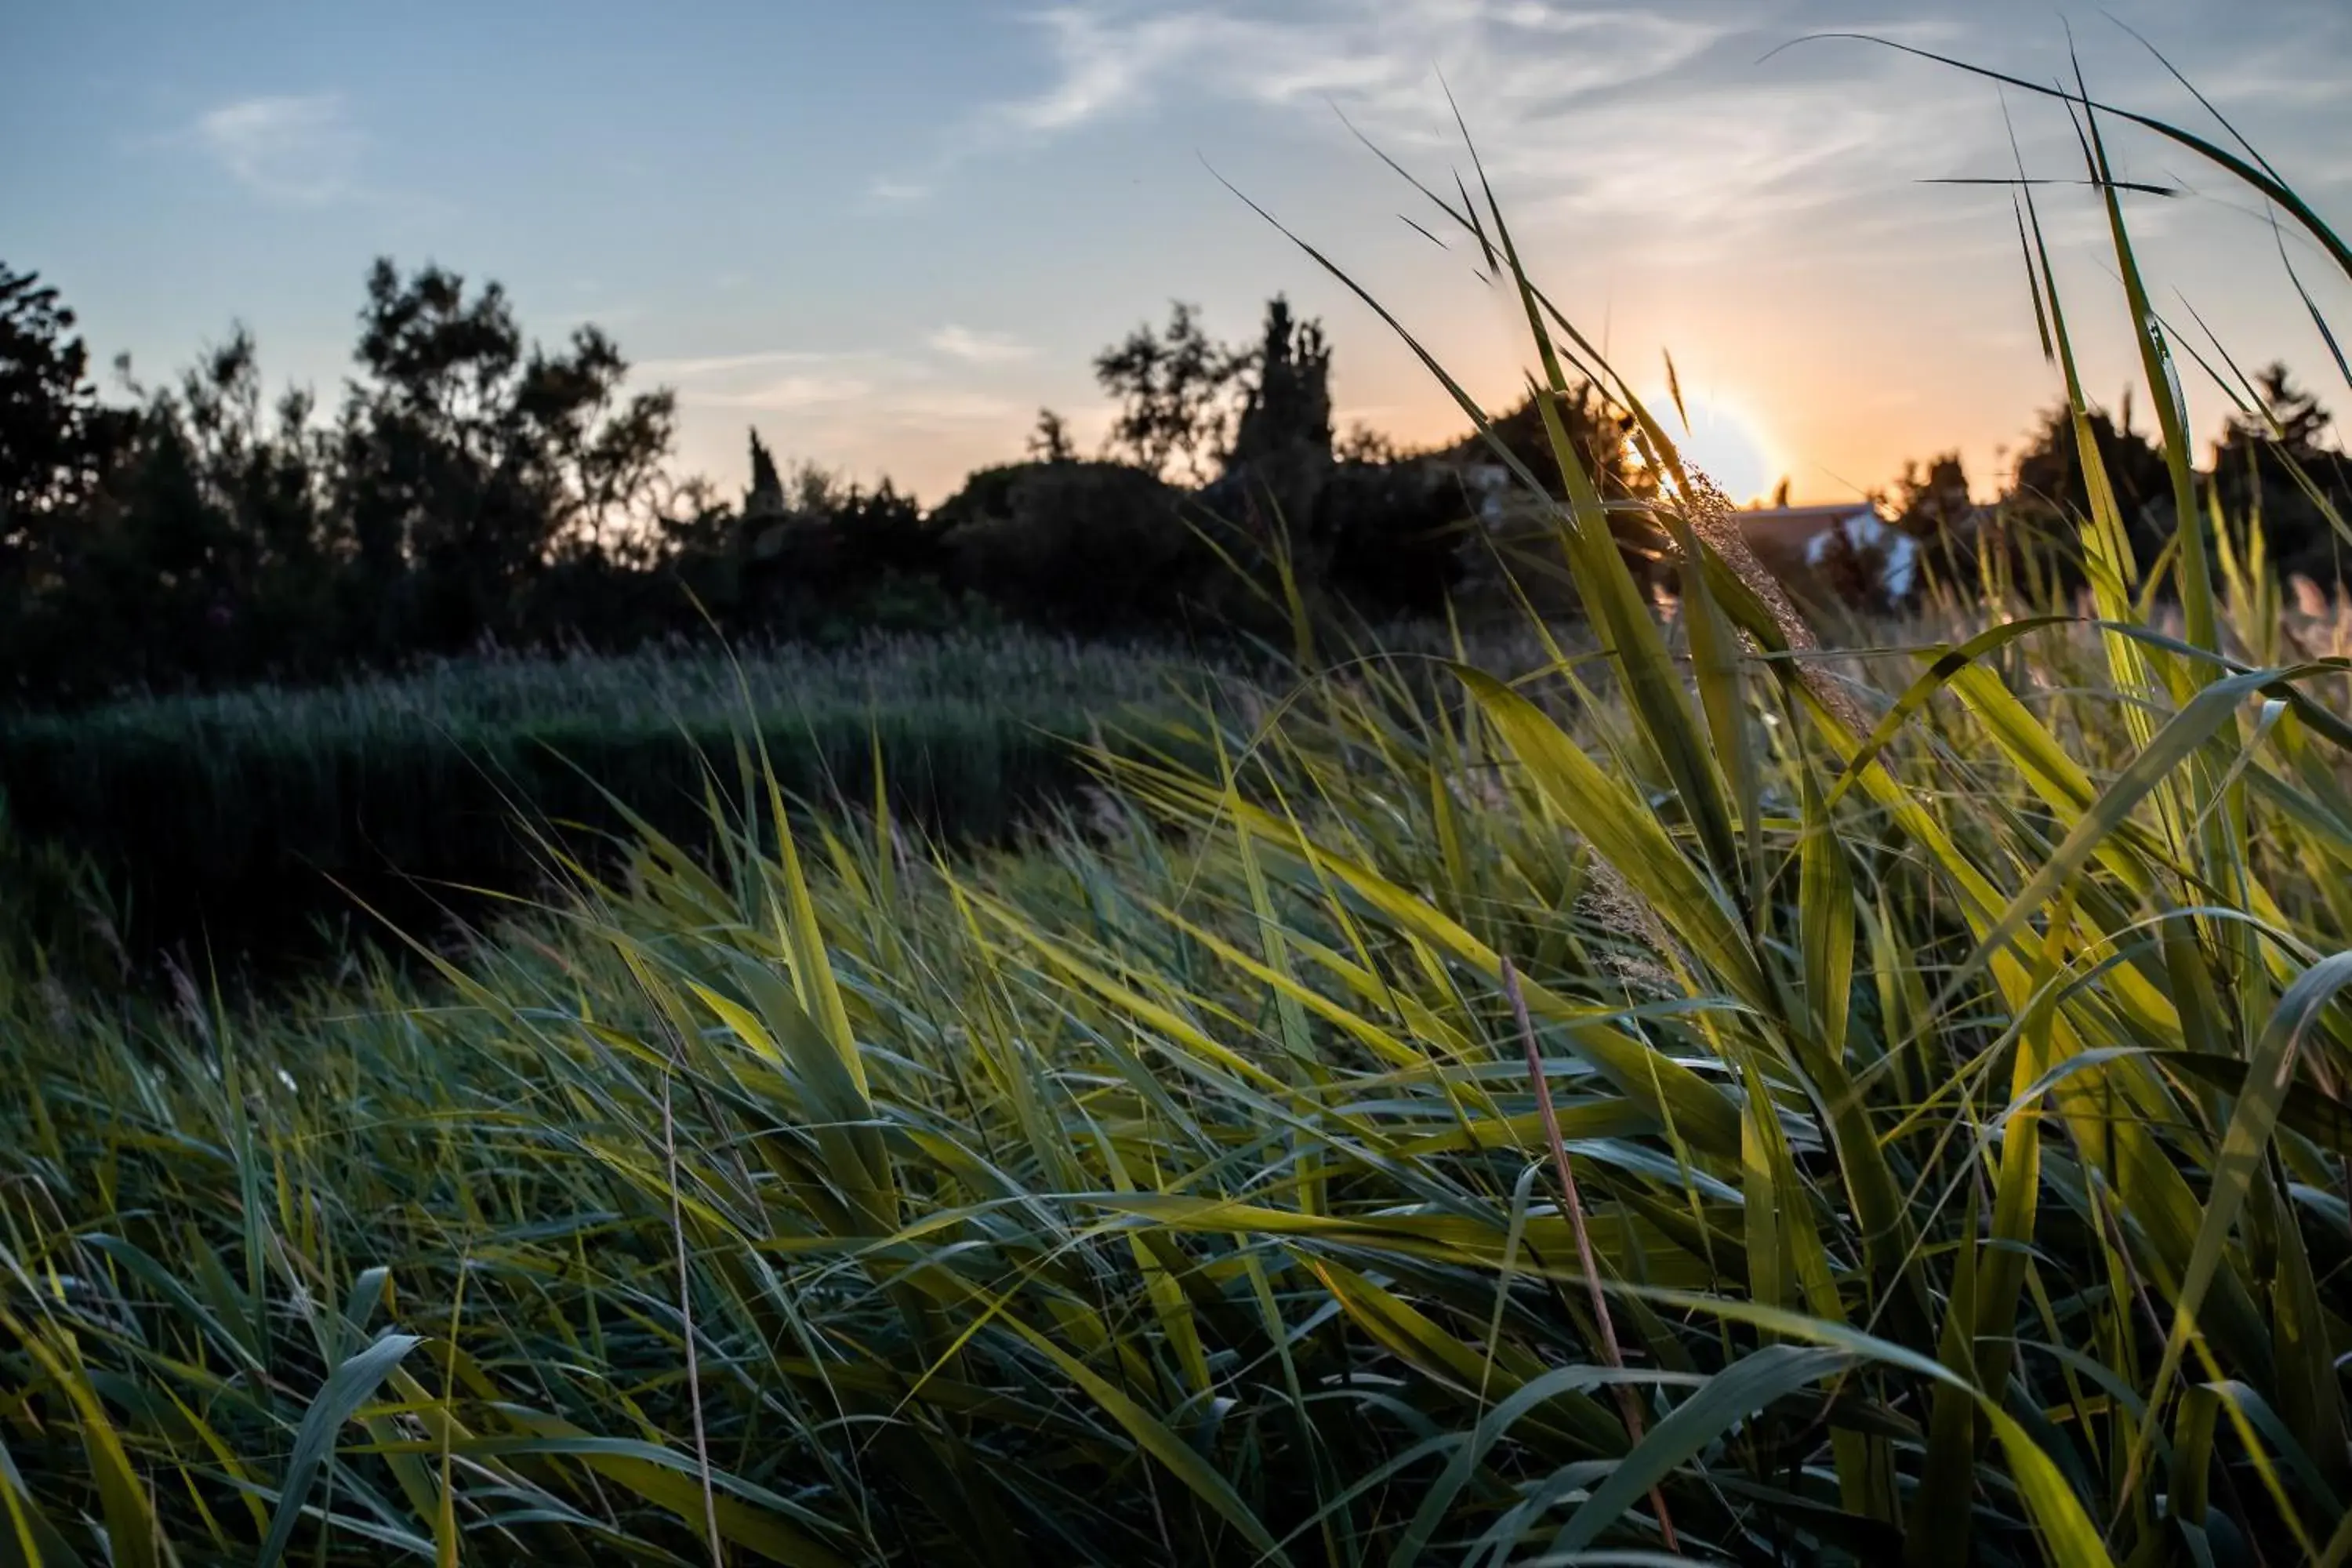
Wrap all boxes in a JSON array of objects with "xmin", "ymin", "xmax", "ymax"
[{"xmin": 0, "ymin": 630, "xmax": 1223, "ymax": 954}]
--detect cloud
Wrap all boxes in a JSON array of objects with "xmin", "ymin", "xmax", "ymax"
[
  {"xmin": 637, "ymin": 348, "xmax": 861, "ymax": 379},
  {"xmin": 865, "ymin": 2, "xmax": 1801, "ymax": 219},
  {"xmin": 1003, "ymin": 6, "xmax": 1198, "ymax": 132},
  {"xmin": 993, "ymin": 1, "xmax": 1735, "ymax": 136},
  {"xmin": 928, "ymin": 325, "xmax": 1038, "ymax": 364},
  {"xmin": 891, "ymin": 387, "xmax": 1023, "ymax": 422},
  {"xmin": 877, "ymin": 0, "xmax": 2347, "ymax": 246},
  {"xmin": 192, "ymin": 93, "xmax": 363, "ymax": 203},
  {"xmin": 685, "ymin": 374, "xmax": 877, "ymax": 412},
  {"xmin": 645, "ymin": 344, "xmax": 1021, "ymax": 427}
]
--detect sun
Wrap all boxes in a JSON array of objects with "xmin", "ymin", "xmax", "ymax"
[{"xmin": 1636, "ymin": 390, "xmax": 1780, "ymax": 506}]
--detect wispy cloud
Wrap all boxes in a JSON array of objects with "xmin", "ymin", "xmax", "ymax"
[
  {"xmin": 192, "ymin": 93, "xmax": 363, "ymax": 203},
  {"xmin": 996, "ymin": 1, "xmax": 1734, "ymax": 135},
  {"xmin": 645, "ymin": 344, "xmax": 1021, "ymax": 429},
  {"xmin": 686, "ymin": 373, "xmax": 877, "ymax": 412},
  {"xmin": 928, "ymin": 325, "xmax": 1037, "ymax": 364},
  {"xmin": 867, "ymin": 2, "xmax": 2009, "ymax": 241},
  {"xmin": 1003, "ymin": 6, "xmax": 1198, "ymax": 132},
  {"xmin": 866, "ymin": 0, "xmax": 1891, "ymax": 225},
  {"xmin": 893, "ymin": 387, "xmax": 1022, "ymax": 421},
  {"xmin": 637, "ymin": 348, "xmax": 862, "ymax": 379}
]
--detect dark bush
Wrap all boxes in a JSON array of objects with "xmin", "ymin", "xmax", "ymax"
[
  {"xmin": 938, "ymin": 459, "xmax": 1207, "ymax": 633},
  {"xmin": 1314, "ymin": 459, "xmax": 1473, "ymax": 618}
]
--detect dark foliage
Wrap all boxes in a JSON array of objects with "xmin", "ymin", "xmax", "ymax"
[
  {"xmin": 1947, "ymin": 379, "xmax": 2351, "ymax": 599},
  {"xmin": 1313, "ymin": 460, "xmax": 1471, "ymax": 617},
  {"xmin": 1891, "ymin": 452, "xmax": 1974, "ymax": 538},
  {"xmin": 1225, "ymin": 296, "xmax": 1333, "ymax": 474},
  {"xmin": 1441, "ymin": 387, "xmax": 1668, "ymax": 607},
  {"xmin": 34, "ymin": 251, "xmax": 2326, "ymax": 718},
  {"xmin": 1208, "ymin": 295, "xmax": 1337, "ymax": 546},
  {"xmin": 3, "ymin": 259, "xmax": 688, "ymax": 700},
  {"xmin": 2, "ymin": 267, "xmax": 1540, "ymax": 706},
  {"xmin": 1, "ymin": 265, "xmax": 125, "ymax": 533},
  {"xmin": 0, "ymin": 696, "xmax": 1113, "ymax": 970},
  {"xmin": 2005, "ymin": 394, "xmax": 2178, "ymax": 577},
  {"xmin": 938, "ymin": 459, "xmax": 1207, "ymax": 633},
  {"xmin": 1026, "ymin": 408, "xmax": 1078, "ymax": 464},
  {"xmin": 1092, "ymin": 300, "xmax": 1253, "ymax": 483},
  {"xmin": 2210, "ymin": 362, "xmax": 2351, "ymax": 584},
  {"xmin": 1436, "ymin": 383, "xmax": 1650, "ymax": 503}
]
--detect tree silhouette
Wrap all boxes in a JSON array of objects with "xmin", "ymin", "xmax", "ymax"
[
  {"xmin": 1893, "ymin": 452, "xmax": 1973, "ymax": 538},
  {"xmin": 746, "ymin": 427, "xmax": 785, "ymax": 516},
  {"xmin": 2, "ymin": 263, "xmax": 126, "ymax": 590},
  {"xmin": 1214, "ymin": 295, "xmax": 1337, "ymax": 546},
  {"xmin": 1457, "ymin": 385, "xmax": 1650, "ymax": 503},
  {"xmin": 1338, "ymin": 423, "xmax": 1400, "ymax": 464},
  {"xmin": 1093, "ymin": 301, "xmax": 1250, "ymax": 481},
  {"xmin": 50, "ymin": 247, "xmax": 2324, "ymax": 695},
  {"xmin": 2008, "ymin": 396, "xmax": 2175, "ymax": 576},
  {"xmin": 1225, "ymin": 296, "xmax": 1331, "ymax": 473},
  {"xmin": 2212, "ymin": 362, "xmax": 2349, "ymax": 583},
  {"xmin": 1026, "ymin": 408, "xmax": 1077, "ymax": 464},
  {"xmin": 1, "ymin": 257, "xmax": 710, "ymax": 695},
  {"xmin": 335, "ymin": 258, "xmax": 675, "ymax": 649}
]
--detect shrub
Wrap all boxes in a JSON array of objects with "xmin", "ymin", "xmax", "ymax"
[
  {"xmin": 1313, "ymin": 458, "xmax": 1473, "ymax": 617},
  {"xmin": 939, "ymin": 458, "xmax": 1212, "ymax": 632}
]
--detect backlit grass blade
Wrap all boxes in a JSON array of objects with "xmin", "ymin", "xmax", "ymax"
[
  {"xmin": 1119, "ymin": 771, "xmax": 1746, "ymax": 1152},
  {"xmin": 1937, "ymin": 665, "xmax": 2300, "ymax": 1011},
  {"xmin": 2074, "ymin": 64, "xmax": 2217, "ymax": 662},
  {"xmin": 1825, "ymin": 615, "xmax": 2077, "ymax": 811},
  {"xmin": 1798, "ymin": 768, "xmax": 1855, "ymax": 1062},
  {"xmin": 1675, "ymin": 513, "xmax": 1766, "ymax": 927},
  {"xmin": 1455, "ymin": 666, "xmax": 1764, "ymax": 1011}
]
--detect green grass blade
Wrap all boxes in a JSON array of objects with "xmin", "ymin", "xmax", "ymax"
[{"xmin": 255, "ymin": 1330, "xmax": 425, "ymax": 1568}]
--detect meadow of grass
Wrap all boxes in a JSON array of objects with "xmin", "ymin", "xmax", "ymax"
[
  {"xmin": 7, "ymin": 60, "xmax": 2352, "ymax": 1568},
  {"xmin": 0, "ymin": 629, "xmax": 1232, "ymax": 960}
]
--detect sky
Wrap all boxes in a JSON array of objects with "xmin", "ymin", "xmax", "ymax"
[{"xmin": 6, "ymin": 0, "xmax": 2350, "ymax": 508}]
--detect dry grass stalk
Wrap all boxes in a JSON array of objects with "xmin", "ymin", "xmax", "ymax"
[{"xmin": 1502, "ymin": 954, "xmax": 1679, "ymax": 1554}]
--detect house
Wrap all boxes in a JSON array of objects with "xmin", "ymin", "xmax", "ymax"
[{"xmin": 1736, "ymin": 501, "xmax": 1922, "ymax": 604}]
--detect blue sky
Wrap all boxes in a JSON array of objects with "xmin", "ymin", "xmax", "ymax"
[{"xmin": 8, "ymin": 0, "xmax": 2350, "ymax": 504}]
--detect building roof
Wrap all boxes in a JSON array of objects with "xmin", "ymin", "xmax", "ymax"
[
  {"xmin": 1738, "ymin": 503, "xmax": 1880, "ymax": 521},
  {"xmin": 1730, "ymin": 502, "xmax": 1922, "ymax": 602},
  {"xmin": 1734, "ymin": 502, "xmax": 1880, "ymax": 547}
]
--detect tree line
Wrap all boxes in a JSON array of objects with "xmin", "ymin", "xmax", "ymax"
[{"xmin": 3, "ymin": 256, "xmax": 2345, "ymax": 706}]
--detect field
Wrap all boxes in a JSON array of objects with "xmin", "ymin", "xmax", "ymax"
[
  {"xmin": 7, "ymin": 83, "xmax": 2352, "ymax": 1568},
  {"xmin": 0, "ymin": 629, "xmax": 1239, "ymax": 964}
]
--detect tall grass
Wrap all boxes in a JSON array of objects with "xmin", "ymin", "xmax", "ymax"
[
  {"xmin": 0, "ymin": 630, "xmax": 1228, "ymax": 958},
  {"xmin": 7, "ymin": 59, "xmax": 2352, "ymax": 1568}
]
